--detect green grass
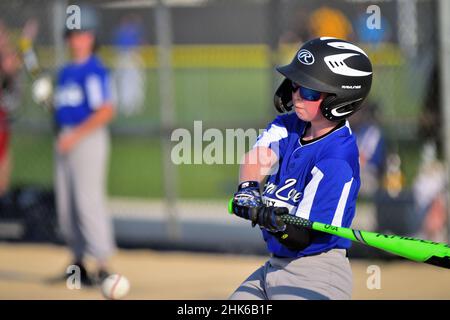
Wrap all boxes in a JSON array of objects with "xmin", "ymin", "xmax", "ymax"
[
  {"xmin": 10, "ymin": 132, "xmax": 241, "ymax": 199},
  {"xmin": 75, "ymin": 68, "xmax": 273, "ymax": 128},
  {"xmin": 9, "ymin": 130, "xmax": 422, "ymax": 199},
  {"xmin": 10, "ymin": 66, "xmax": 426, "ymax": 199},
  {"xmin": 10, "ymin": 132, "xmax": 54, "ymax": 188},
  {"xmin": 108, "ymin": 136, "xmax": 163, "ymax": 198}
]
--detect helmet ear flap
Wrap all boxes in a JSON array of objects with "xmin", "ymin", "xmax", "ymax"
[
  {"xmin": 274, "ymin": 79, "xmax": 293, "ymax": 113},
  {"xmin": 321, "ymin": 95, "xmax": 365, "ymax": 121},
  {"xmin": 320, "ymin": 95, "xmax": 337, "ymax": 121}
]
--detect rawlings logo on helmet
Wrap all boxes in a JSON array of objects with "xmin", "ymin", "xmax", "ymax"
[{"xmin": 297, "ymin": 49, "xmax": 315, "ymax": 65}]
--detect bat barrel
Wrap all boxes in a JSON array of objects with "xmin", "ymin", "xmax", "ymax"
[{"xmin": 280, "ymin": 214, "xmax": 450, "ymax": 269}]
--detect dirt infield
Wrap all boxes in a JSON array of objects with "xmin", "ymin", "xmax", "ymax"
[{"xmin": 0, "ymin": 243, "xmax": 448, "ymax": 300}]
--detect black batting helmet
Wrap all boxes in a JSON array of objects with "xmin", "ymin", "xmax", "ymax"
[
  {"xmin": 64, "ymin": 5, "xmax": 100, "ymax": 52},
  {"xmin": 64, "ymin": 5, "xmax": 98, "ymax": 37},
  {"xmin": 274, "ymin": 37, "xmax": 373, "ymax": 121}
]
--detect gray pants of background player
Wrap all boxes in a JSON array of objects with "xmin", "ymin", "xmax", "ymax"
[
  {"xmin": 230, "ymin": 249, "xmax": 352, "ymax": 300},
  {"xmin": 54, "ymin": 127, "xmax": 115, "ymax": 262}
]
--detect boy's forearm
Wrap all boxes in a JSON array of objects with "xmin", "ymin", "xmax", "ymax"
[
  {"xmin": 239, "ymin": 162, "xmax": 265, "ymax": 183},
  {"xmin": 72, "ymin": 103, "xmax": 115, "ymax": 139},
  {"xmin": 239, "ymin": 147, "xmax": 278, "ymax": 183}
]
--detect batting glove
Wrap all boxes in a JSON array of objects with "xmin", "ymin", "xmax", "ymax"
[
  {"xmin": 255, "ymin": 206, "xmax": 288, "ymax": 233},
  {"xmin": 232, "ymin": 182, "xmax": 287, "ymax": 232},
  {"xmin": 232, "ymin": 181, "xmax": 262, "ymax": 222}
]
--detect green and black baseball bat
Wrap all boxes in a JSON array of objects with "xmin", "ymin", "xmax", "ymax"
[{"xmin": 228, "ymin": 199, "xmax": 450, "ymax": 269}]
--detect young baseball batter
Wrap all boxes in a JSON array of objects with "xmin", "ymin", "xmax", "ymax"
[{"xmin": 230, "ymin": 37, "xmax": 373, "ymax": 300}]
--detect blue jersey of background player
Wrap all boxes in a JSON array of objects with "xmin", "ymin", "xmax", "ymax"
[
  {"xmin": 55, "ymin": 55, "xmax": 110, "ymax": 128},
  {"xmin": 230, "ymin": 37, "xmax": 373, "ymax": 300}
]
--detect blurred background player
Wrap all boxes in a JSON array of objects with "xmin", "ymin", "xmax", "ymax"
[
  {"xmin": 412, "ymin": 141, "xmax": 447, "ymax": 242},
  {"xmin": 112, "ymin": 14, "xmax": 146, "ymax": 117},
  {"xmin": 0, "ymin": 20, "xmax": 21, "ymax": 197},
  {"xmin": 308, "ymin": 6, "xmax": 354, "ymax": 41},
  {"xmin": 53, "ymin": 6, "xmax": 116, "ymax": 286},
  {"xmin": 412, "ymin": 64, "xmax": 448, "ymax": 242},
  {"xmin": 350, "ymin": 101, "xmax": 386, "ymax": 199},
  {"xmin": 230, "ymin": 38, "xmax": 373, "ymax": 300}
]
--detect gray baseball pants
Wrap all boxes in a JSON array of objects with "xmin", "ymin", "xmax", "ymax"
[
  {"xmin": 54, "ymin": 127, "xmax": 115, "ymax": 262},
  {"xmin": 229, "ymin": 249, "xmax": 352, "ymax": 300}
]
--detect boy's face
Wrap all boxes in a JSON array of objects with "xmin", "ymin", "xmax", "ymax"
[
  {"xmin": 292, "ymin": 88, "xmax": 327, "ymax": 122},
  {"xmin": 66, "ymin": 31, "xmax": 95, "ymax": 60}
]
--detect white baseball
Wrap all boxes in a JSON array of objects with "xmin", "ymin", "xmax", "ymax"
[
  {"xmin": 101, "ymin": 274, "xmax": 130, "ymax": 300},
  {"xmin": 31, "ymin": 75, "xmax": 53, "ymax": 104}
]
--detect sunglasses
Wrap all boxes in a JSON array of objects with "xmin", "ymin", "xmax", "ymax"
[{"xmin": 291, "ymin": 82, "xmax": 322, "ymax": 101}]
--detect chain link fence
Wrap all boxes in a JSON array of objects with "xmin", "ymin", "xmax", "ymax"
[{"xmin": 0, "ymin": 0, "xmax": 447, "ymax": 251}]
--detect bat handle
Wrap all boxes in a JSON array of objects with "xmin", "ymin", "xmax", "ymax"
[
  {"xmin": 228, "ymin": 198, "xmax": 234, "ymax": 215},
  {"xmin": 279, "ymin": 214, "xmax": 314, "ymax": 229}
]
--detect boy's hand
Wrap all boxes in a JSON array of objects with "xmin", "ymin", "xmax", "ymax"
[
  {"xmin": 255, "ymin": 205, "xmax": 288, "ymax": 233},
  {"xmin": 232, "ymin": 181, "xmax": 262, "ymax": 222},
  {"xmin": 231, "ymin": 182, "xmax": 288, "ymax": 232},
  {"xmin": 57, "ymin": 130, "xmax": 80, "ymax": 155}
]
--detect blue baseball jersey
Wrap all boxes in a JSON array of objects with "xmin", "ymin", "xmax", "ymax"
[
  {"xmin": 54, "ymin": 55, "xmax": 111, "ymax": 127},
  {"xmin": 354, "ymin": 123, "xmax": 385, "ymax": 171},
  {"xmin": 253, "ymin": 112, "xmax": 361, "ymax": 257}
]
